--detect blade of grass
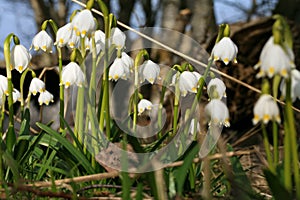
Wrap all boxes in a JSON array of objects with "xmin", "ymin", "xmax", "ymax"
[{"xmin": 36, "ymin": 122, "xmax": 95, "ymax": 174}]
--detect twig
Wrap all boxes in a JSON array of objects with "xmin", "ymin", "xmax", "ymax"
[
  {"xmin": 25, "ymin": 171, "xmax": 119, "ymax": 188},
  {"xmin": 163, "ymin": 149, "xmax": 255, "ymax": 168}
]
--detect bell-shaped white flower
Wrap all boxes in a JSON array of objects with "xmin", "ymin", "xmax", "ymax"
[
  {"xmin": 253, "ymin": 94, "xmax": 280, "ymax": 124},
  {"xmin": 139, "ymin": 60, "xmax": 160, "ymax": 84},
  {"xmin": 255, "ymin": 37, "xmax": 294, "ymax": 78},
  {"xmin": 12, "ymin": 89, "xmax": 21, "ymax": 103},
  {"xmin": 211, "ymin": 37, "xmax": 238, "ymax": 65},
  {"xmin": 138, "ymin": 99, "xmax": 153, "ymax": 115},
  {"xmin": 109, "ymin": 57, "xmax": 130, "ymax": 81},
  {"xmin": 72, "ymin": 9, "xmax": 96, "ymax": 38},
  {"xmin": 0, "ymin": 75, "xmax": 8, "ymax": 95},
  {"xmin": 29, "ymin": 78, "xmax": 45, "ymax": 96},
  {"xmin": 205, "ymin": 99, "xmax": 230, "ymax": 127},
  {"xmin": 177, "ymin": 71, "xmax": 200, "ymax": 97},
  {"xmin": 61, "ymin": 62, "xmax": 85, "ymax": 88},
  {"xmin": 10, "ymin": 44, "xmax": 32, "ymax": 73},
  {"xmin": 38, "ymin": 90, "xmax": 54, "ymax": 105},
  {"xmin": 280, "ymin": 69, "xmax": 300, "ymax": 102},
  {"xmin": 31, "ymin": 30, "xmax": 53, "ymax": 53},
  {"xmin": 121, "ymin": 52, "xmax": 134, "ymax": 72},
  {"xmin": 111, "ymin": 27, "xmax": 126, "ymax": 49},
  {"xmin": 55, "ymin": 23, "xmax": 79, "ymax": 49},
  {"xmin": 207, "ymin": 78, "xmax": 226, "ymax": 99},
  {"xmin": 90, "ymin": 30, "xmax": 105, "ymax": 54}
]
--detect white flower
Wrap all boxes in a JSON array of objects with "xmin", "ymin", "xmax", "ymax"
[
  {"xmin": 211, "ymin": 37, "xmax": 238, "ymax": 65},
  {"xmin": 121, "ymin": 52, "xmax": 134, "ymax": 71},
  {"xmin": 10, "ymin": 44, "xmax": 32, "ymax": 73},
  {"xmin": 205, "ymin": 99, "xmax": 230, "ymax": 127},
  {"xmin": 12, "ymin": 89, "xmax": 21, "ymax": 103},
  {"xmin": 280, "ymin": 69, "xmax": 300, "ymax": 102},
  {"xmin": 55, "ymin": 23, "xmax": 79, "ymax": 49},
  {"xmin": 29, "ymin": 78, "xmax": 45, "ymax": 95},
  {"xmin": 139, "ymin": 60, "xmax": 160, "ymax": 84},
  {"xmin": 31, "ymin": 30, "xmax": 53, "ymax": 53},
  {"xmin": 111, "ymin": 27, "xmax": 126, "ymax": 49},
  {"xmin": 177, "ymin": 71, "xmax": 201, "ymax": 97},
  {"xmin": 90, "ymin": 30, "xmax": 105, "ymax": 54},
  {"xmin": 72, "ymin": 9, "xmax": 96, "ymax": 38},
  {"xmin": 109, "ymin": 57, "xmax": 130, "ymax": 81},
  {"xmin": 255, "ymin": 37, "xmax": 294, "ymax": 78},
  {"xmin": 253, "ymin": 94, "xmax": 280, "ymax": 124},
  {"xmin": 138, "ymin": 99, "xmax": 153, "ymax": 115},
  {"xmin": 61, "ymin": 62, "xmax": 85, "ymax": 88},
  {"xmin": 207, "ymin": 78, "xmax": 226, "ymax": 99},
  {"xmin": 0, "ymin": 75, "xmax": 8, "ymax": 95},
  {"xmin": 38, "ymin": 90, "xmax": 54, "ymax": 105}
]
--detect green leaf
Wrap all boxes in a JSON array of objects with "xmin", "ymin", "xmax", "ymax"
[
  {"xmin": 264, "ymin": 169, "xmax": 292, "ymax": 200},
  {"xmin": 36, "ymin": 122, "xmax": 95, "ymax": 174},
  {"xmin": 6, "ymin": 126, "xmax": 16, "ymax": 153},
  {"xmin": 174, "ymin": 143, "xmax": 200, "ymax": 196}
]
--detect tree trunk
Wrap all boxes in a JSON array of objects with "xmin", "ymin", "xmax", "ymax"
[{"xmin": 187, "ymin": 0, "xmax": 217, "ymax": 47}]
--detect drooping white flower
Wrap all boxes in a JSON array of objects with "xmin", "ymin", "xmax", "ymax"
[
  {"xmin": 90, "ymin": 30, "xmax": 105, "ymax": 54},
  {"xmin": 255, "ymin": 37, "xmax": 295, "ymax": 78},
  {"xmin": 29, "ymin": 78, "xmax": 45, "ymax": 95},
  {"xmin": 31, "ymin": 30, "xmax": 53, "ymax": 53},
  {"xmin": 55, "ymin": 23, "xmax": 79, "ymax": 49},
  {"xmin": 121, "ymin": 52, "xmax": 134, "ymax": 72},
  {"xmin": 10, "ymin": 44, "xmax": 32, "ymax": 73},
  {"xmin": 0, "ymin": 75, "xmax": 8, "ymax": 95},
  {"xmin": 138, "ymin": 99, "xmax": 153, "ymax": 115},
  {"xmin": 211, "ymin": 37, "xmax": 238, "ymax": 65},
  {"xmin": 177, "ymin": 71, "xmax": 200, "ymax": 97},
  {"xmin": 111, "ymin": 27, "xmax": 126, "ymax": 49},
  {"xmin": 72, "ymin": 9, "xmax": 96, "ymax": 38},
  {"xmin": 205, "ymin": 99, "xmax": 230, "ymax": 127},
  {"xmin": 38, "ymin": 90, "xmax": 54, "ymax": 105},
  {"xmin": 280, "ymin": 69, "xmax": 300, "ymax": 102},
  {"xmin": 139, "ymin": 60, "xmax": 160, "ymax": 84},
  {"xmin": 61, "ymin": 62, "xmax": 85, "ymax": 88},
  {"xmin": 253, "ymin": 94, "xmax": 280, "ymax": 124},
  {"xmin": 109, "ymin": 57, "xmax": 130, "ymax": 81},
  {"xmin": 207, "ymin": 78, "xmax": 226, "ymax": 99},
  {"xmin": 12, "ymin": 89, "xmax": 21, "ymax": 103}
]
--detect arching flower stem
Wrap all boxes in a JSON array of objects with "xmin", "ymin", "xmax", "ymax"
[
  {"xmin": 132, "ymin": 49, "xmax": 149, "ymax": 132},
  {"xmin": 4, "ymin": 33, "xmax": 18, "ymax": 152}
]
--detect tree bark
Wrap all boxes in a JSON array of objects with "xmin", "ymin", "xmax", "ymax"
[{"xmin": 187, "ymin": 0, "xmax": 217, "ymax": 47}]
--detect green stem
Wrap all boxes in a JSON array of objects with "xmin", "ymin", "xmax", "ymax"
[
  {"xmin": 190, "ymin": 58, "xmax": 214, "ymax": 114},
  {"xmin": 99, "ymin": 15, "xmax": 111, "ymax": 138},
  {"xmin": 283, "ymin": 117, "xmax": 292, "ymax": 192},
  {"xmin": 172, "ymin": 72, "xmax": 180, "ymax": 136},
  {"xmin": 133, "ymin": 64, "xmax": 139, "ymax": 132},
  {"xmin": 272, "ymin": 120, "xmax": 279, "ymax": 166},
  {"xmin": 285, "ymin": 77, "xmax": 300, "ymax": 198},
  {"xmin": 4, "ymin": 33, "xmax": 16, "ymax": 152},
  {"xmin": 19, "ymin": 68, "xmax": 30, "ymax": 119},
  {"xmin": 261, "ymin": 123, "xmax": 275, "ymax": 173},
  {"xmin": 57, "ymin": 47, "xmax": 64, "ymax": 132}
]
